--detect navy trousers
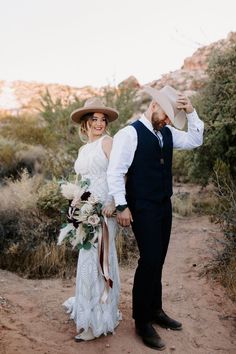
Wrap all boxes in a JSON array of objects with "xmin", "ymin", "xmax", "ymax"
[{"xmin": 129, "ymin": 198, "xmax": 172, "ymax": 323}]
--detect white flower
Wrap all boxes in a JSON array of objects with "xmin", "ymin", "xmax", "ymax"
[
  {"xmin": 60, "ymin": 182, "xmax": 78, "ymax": 200},
  {"xmin": 80, "ymin": 203, "xmax": 94, "ymax": 215},
  {"xmin": 87, "ymin": 214, "xmax": 100, "ymax": 226},
  {"xmin": 88, "ymin": 194, "xmax": 100, "ymax": 205}
]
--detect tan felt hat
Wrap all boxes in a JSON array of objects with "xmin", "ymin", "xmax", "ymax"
[
  {"xmin": 70, "ymin": 97, "xmax": 119, "ymax": 123},
  {"xmin": 144, "ymin": 85, "xmax": 187, "ymax": 130}
]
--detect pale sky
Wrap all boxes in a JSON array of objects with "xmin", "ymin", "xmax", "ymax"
[{"xmin": 0, "ymin": 0, "xmax": 235, "ymax": 88}]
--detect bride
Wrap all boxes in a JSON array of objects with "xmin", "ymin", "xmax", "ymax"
[{"xmin": 63, "ymin": 97, "xmax": 121, "ymax": 341}]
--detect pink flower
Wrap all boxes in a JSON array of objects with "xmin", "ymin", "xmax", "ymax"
[{"xmin": 87, "ymin": 214, "xmax": 100, "ymax": 226}]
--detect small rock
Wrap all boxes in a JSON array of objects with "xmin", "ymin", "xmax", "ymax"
[
  {"xmin": 105, "ymin": 344, "xmax": 110, "ymax": 348},
  {"xmin": 170, "ymin": 346, "xmax": 176, "ymax": 350}
]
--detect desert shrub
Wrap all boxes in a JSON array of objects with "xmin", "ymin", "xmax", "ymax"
[
  {"xmin": 0, "ymin": 138, "xmax": 46, "ymax": 180},
  {"xmin": 42, "ymin": 148, "xmax": 76, "ymax": 180},
  {"xmin": 208, "ymin": 160, "xmax": 236, "ymax": 300},
  {"xmin": 172, "ymin": 150, "xmax": 191, "ymax": 183},
  {"xmin": 37, "ymin": 178, "xmax": 67, "ymax": 216},
  {"xmin": 40, "ymin": 90, "xmax": 84, "ymax": 132},
  {"xmin": 102, "ymin": 85, "xmax": 139, "ymax": 135},
  {"xmin": 191, "ymin": 184, "xmax": 217, "ymax": 214},
  {"xmin": 0, "ymin": 115, "xmax": 56, "ymax": 148},
  {"xmin": 0, "ymin": 172, "xmax": 77, "ymax": 278},
  {"xmin": 39, "ymin": 90, "xmax": 84, "ymax": 156},
  {"xmin": 0, "ymin": 138, "xmax": 19, "ymax": 179},
  {"xmin": 172, "ymin": 192, "xmax": 193, "ymax": 216},
  {"xmin": 188, "ymin": 44, "xmax": 236, "ymax": 185}
]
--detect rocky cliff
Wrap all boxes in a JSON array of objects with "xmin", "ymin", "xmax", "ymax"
[{"xmin": 148, "ymin": 31, "xmax": 236, "ymax": 95}]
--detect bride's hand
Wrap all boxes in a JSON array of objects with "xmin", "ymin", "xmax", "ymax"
[{"xmin": 102, "ymin": 205, "xmax": 116, "ymax": 218}]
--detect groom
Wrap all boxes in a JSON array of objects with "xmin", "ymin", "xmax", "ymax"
[{"xmin": 107, "ymin": 85, "xmax": 204, "ymax": 350}]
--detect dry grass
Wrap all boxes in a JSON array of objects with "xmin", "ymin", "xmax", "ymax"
[
  {"xmin": 172, "ymin": 183, "xmax": 217, "ymax": 216},
  {"xmin": 219, "ymin": 256, "xmax": 236, "ymax": 301},
  {"xmin": 172, "ymin": 192, "xmax": 193, "ymax": 216},
  {"xmin": 0, "ymin": 171, "xmax": 77, "ymax": 278},
  {"xmin": 3, "ymin": 242, "xmax": 77, "ymax": 279},
  {"xmin": 0, "ymin": 170, "xmax": 41, "ymax": 211},
  {"xmin": 116, "ymin": 226, "xmax": 138, "ymax": 266},
  {"xmin": 1, "ymin": 241, "xmax": 77, "ymax": 278}
]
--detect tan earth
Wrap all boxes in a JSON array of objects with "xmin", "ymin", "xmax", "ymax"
[{"xmin": 0, "ymin": 214, "xmax": 236, "ymax": 354}]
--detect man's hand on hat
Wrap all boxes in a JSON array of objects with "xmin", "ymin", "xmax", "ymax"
[{"xmin": 176, "ymin": 94, "xmax": 194, "ymax": 114}]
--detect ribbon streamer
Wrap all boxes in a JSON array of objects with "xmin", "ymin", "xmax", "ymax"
[{"xmin": 98, "ymin": 216, "xmax": 113, "ymax": 303}]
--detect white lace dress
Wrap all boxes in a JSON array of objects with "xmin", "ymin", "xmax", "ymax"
[{"xmin": 63, "ymin": 135, "xmax": 121, "ymax": 340}]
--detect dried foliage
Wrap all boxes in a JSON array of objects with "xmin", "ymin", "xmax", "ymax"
[
  {"xmin": 0, "ymin": 115, "xmax": 56, "ymax": 147},
  {"xmin": 207, "ymin": 161, "xmax": 236, "ymax": 300},
  {"xmin": 0, "ymin": 172, "xmax": 77, "ymax": 278},
  {"xmin": 115, "ymin": 227, "xmax": 138, "ymax": 266},
  {"xmin": 172, "ymin": 192, "xmax": 193, "ymax": 217}
]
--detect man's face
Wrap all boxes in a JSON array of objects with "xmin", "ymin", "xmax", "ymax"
[{"xmin": 151, "ymin": 102, "xmax": 171, "ymax": 130}]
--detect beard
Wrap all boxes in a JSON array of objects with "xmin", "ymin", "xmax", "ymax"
[{"xmin": 151, "ymin": 112, "xmax": 167, "ymax": 131}]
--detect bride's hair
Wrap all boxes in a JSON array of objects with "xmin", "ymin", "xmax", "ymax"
[{"xmin": 79, "ymin": 113, "xmax": 110, "ymax": 142}]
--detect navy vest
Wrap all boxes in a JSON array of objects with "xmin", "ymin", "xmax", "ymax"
[{"xmin": 126, "ymin": 120, "xmax": 173, "ymax": 204}]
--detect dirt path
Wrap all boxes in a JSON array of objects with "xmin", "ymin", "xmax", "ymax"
[{"xmin": 0, "ymin": 215, "xmax": 235, "ymax": 354}]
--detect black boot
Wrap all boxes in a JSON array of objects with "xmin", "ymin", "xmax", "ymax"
[
  {"xmin": 135, "ymin": 321, "xmax": 166, "ymax": 351},
  {"xmin": 153, "ymin": 309, "xmax": 182, "ymax": 330}
]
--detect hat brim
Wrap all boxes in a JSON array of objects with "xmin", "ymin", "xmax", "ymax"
[
  {"xmin": 143, "ymin": 86, "xmax": 186, "ymax": 130},
  {"xmin": 71, "ymin": 107, "xmax": 118, "ymax": 123}
]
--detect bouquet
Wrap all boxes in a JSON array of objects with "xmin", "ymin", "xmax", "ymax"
[{"xmin": 57, "ymin": 177, "xmax": 104, "ymax": 250}]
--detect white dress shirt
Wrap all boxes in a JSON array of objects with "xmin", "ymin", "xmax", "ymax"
[{"xmin": 107, "ymin": 110, "xmax": 204, "ymax": 206}]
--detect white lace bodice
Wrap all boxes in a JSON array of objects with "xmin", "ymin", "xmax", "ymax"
[{"xmin": 74, "ymin": 136, "xmax": 109, "ymax": 203}]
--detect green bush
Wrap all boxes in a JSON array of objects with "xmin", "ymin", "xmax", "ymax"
[
  {"xmin": 39, "ymin": 90, "xmax": 84, "ymax": 156},
  {"xmin": 0, "ymin": 115, "xmax": 56, "ymax": 148},
  {"xmin": 189, "ymin": 45, "xmax": 236, "ymax": 184},
  {"xmin": 102, "ymin": 85, "xmax": 139, "ymax": 135},
  {"xmin": 172, "ymin": 150, "xmax": 191, "ymax": 183},
  {"xmin": 37, "ymin": 179, "xmax": 67, "ymax": 216}
]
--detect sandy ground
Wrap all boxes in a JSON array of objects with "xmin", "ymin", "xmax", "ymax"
[{"xmin": 0, "ymin": 214, "xmax": 236, "ymax": 354}]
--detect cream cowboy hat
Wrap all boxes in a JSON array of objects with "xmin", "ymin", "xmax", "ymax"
[
  {"xmin": 143, "ymin": 85, "xmax": 187, "ymax": 130},
  {"xmin": 70, "ymin": 97, "xmax": 119, "ymax": 123}
]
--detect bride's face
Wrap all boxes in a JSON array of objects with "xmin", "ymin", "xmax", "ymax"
[{"xmin": 87, "ymin": 113, "xmax": 107, "ymax": 138}]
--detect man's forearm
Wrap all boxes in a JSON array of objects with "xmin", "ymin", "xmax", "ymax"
[{"xmin": 107, "ymin": 172, "xmax": 127, "ymax": 206}]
